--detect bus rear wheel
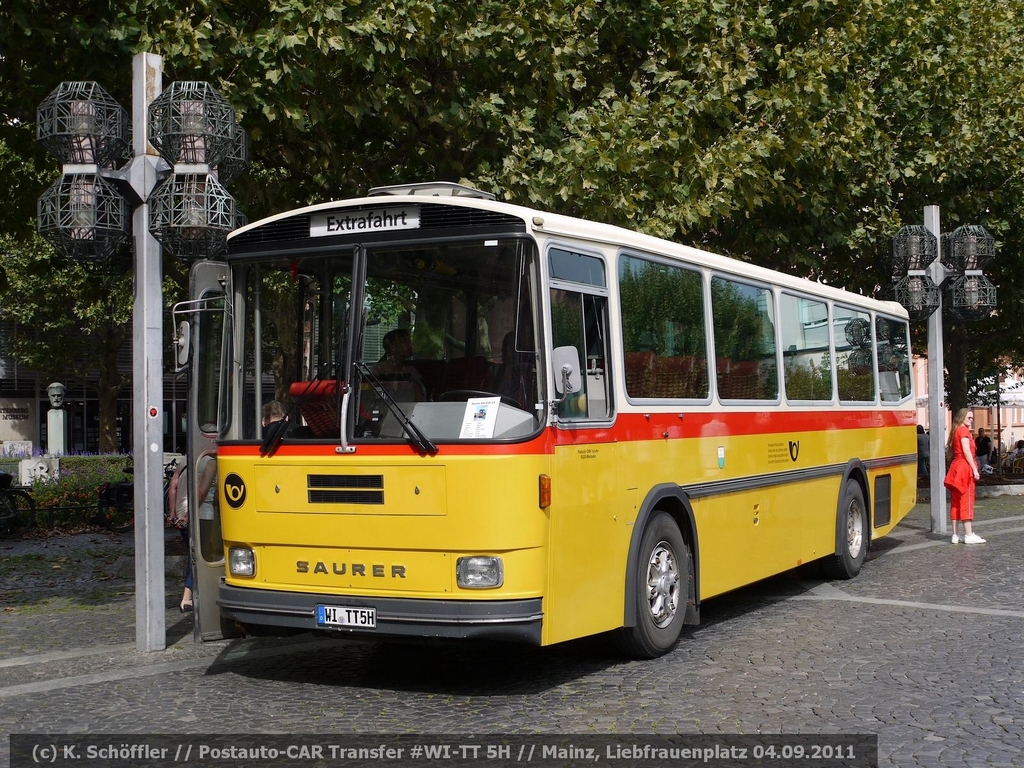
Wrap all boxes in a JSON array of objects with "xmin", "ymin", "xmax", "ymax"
[
  {"xmin": 615, "ymin": 512, "xmax": 688, "ymax": 658},
  {"xmin": 822, "ymin": 479, "xmax": 867, "ymax": 580}
]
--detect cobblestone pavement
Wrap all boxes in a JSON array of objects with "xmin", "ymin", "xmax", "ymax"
[{"xmin": 2, "ymin": 497, "xmax": 1024, "ymax": 767}]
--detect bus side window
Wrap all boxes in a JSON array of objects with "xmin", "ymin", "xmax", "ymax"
[{"xmin": 551, "ymin": 288, "xmax": 611, "ymax": 420}]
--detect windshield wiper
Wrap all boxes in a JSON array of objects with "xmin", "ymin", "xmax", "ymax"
[
  {"xmin": 260, "ymin": 417, "xmax": 290, "ymax": 457},
  {"xmin": 355, "ymin": 362, "xmax": 437, "ymax": 456}
]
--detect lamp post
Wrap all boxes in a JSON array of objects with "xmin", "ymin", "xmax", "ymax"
[
  {"xmin": 36, "ymin": 54, "xmax": 246, "ymax": 651},
  {"xmin": 891, "ymin": 207, "xmax": 996, "ymax": 534}
]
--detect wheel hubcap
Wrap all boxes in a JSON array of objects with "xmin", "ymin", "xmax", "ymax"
[
  {"xmin": 646, "ymin": 542, "xmax": 680, "ymax": 628},
  {"xmin": 846, "ymin": 501, "xmax": 864, "ymax": 557}
]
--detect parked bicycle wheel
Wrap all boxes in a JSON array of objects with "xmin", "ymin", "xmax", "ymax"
[
  {"xmin": 0, "ymin": 488, "xmax": 36, "ymax": 538},
  {"xmin": 96, "ymin": 481, "xmax": 134, "ymax": 533}
]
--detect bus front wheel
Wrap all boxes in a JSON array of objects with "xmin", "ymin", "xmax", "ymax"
[
  {"xmin": 616, "ymin": 512, "xmax": 688, "ymax": 658},
  {"xmin": 822, "ymin": 480, "xmax": 867, "ymax": 580}
]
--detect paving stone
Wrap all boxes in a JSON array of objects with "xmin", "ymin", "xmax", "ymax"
[{"xmin": 2, "ymin": 499, "xmax": 1024, "ymax": 766}]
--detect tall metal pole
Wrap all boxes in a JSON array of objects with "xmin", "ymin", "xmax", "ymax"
[
  {"xmin": 925, "ymin": 206, "xmax": 947, "ymax": 534},
  {"xmin": 130, "ymin": 53, "xmax": 166, "ymax": 651}
]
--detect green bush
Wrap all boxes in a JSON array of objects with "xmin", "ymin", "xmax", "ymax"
[{"xmin": 29, "ymin": 455, "xmax": 134, "ymax": 528}]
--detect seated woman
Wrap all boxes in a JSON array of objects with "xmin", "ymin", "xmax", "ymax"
[{"xmin": 371, "ymin": 328, "xmax": 425, "ymax": 401}]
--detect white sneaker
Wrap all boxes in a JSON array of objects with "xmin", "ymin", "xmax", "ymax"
[
  {"xmin": 963, "ymin": 533, "xmax": 986, "ymax": 544},
  {"xmin": 951, "ymin": 534, "xmax": 961, "ymax": 544}
]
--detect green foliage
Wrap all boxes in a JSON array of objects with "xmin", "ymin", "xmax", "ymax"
[
  {"xmin": 29, "ymin": 456, "xmax": 132, "ymax": 511},
  {"xmin": 620, "ymin": 258, "xmax": 704, "ymax": 357},
  {"xmin": 784, "ymin": 355, "xmax": 833, "ymax": 401},
  {"xmin": 0, "ymin": 233, "xmax": 130, "ymax": 379},
  {"xmin": 711, "ymin": 278, "xmax": 772, "ymax": 362},
  {"xmin": 2, "ymin": 0, "xmax": 1024, "ymax": 412},
  {"xmin": 837, "ymin": 366, "xmax": 876, "ymax": 403}
]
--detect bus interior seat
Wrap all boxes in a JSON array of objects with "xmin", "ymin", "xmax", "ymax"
[
  {"xmin": 288, "ymin": 379, "xmax": 339, "ymax": 437},
  {"xmin": 414, "ymin": 356, "xmax": 490, "ymax": 400}
]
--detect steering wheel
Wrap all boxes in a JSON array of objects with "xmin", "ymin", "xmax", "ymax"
[{"xmin": 437, "ymin": 390, "xmax": 521, "ymax": 409}]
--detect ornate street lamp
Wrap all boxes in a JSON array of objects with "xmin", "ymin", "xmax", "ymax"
[
  {"xmin": 36, "ymin": 82, "xmax": 133, "ymax": 262},
  {"xmin": 35, "ymin": 59, "xmax": 249, "ymax": 653},
  {"xmin": 36, "ymin": 81, "xmax": 130, "ymax": 168},
  {"xmin": 890, "ymin": 225, "xmax": 941, "ymax": 321},
  {"xmin": 148, "ymin": 81, "xmax": 237, "ymax": 167},
  {"xmin": 889, "ymin": 210, "xmax": 998, "ymax": 538},
  {"xmin": 37, "ymin": 173, "xmax": 130, "ymax": 261},
  {"xmin": 942, "ymin": 225, "xmax": 997, "ymax": 322},
  {"xmin": 149, "ymin": 173, "xmax": 241, "ymax": 260},
  {"xmin": 147, "ymin": 82, "xmax": 247, "ymax": 259}
]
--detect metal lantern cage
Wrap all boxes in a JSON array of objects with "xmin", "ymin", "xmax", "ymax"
[
  {"xmin": 37, "ymin": 173, "xmax": 130, "ymax": 261},
  {"xmin": 947, "ymin": 274, "xmax": 998, "ymax": 322},
  {"xmin": 890, "ymin": 224, "xmax": 936, "ymax": 274},
  {"xmin": 942, "ymin": 225, "xmax": 997, "ymax": 322},
  {"xmin": 844, "ymin": 317, "xmax": 872, "ymax": 349},
  {"xmin": 216, "ymin": 126, "xmax": 249, "ymax": 185},
  {"xmin": 148, "ymin": 82, "xmax": 238, "ymax": 167},
  {"xmin": 36, "ymin": 81, "xmax": 130, "ymax": 168},
  {"xmin": 942, "ymin": 224, "xmax": 995, "ymax": 273},
  {"xmin": 149, "ymin": 174, "xmax": 242, "ymax": 260},
  {"xmin": 37, "ymin": 78, "xmax": 247, "ymax": 264},
  {"xmin": 890, "ymin": 224, "xmax": 941, "ymax": 320},
  {"xmin": 893, "ymin": 275, "xmax": 942, "ymax": 321}
]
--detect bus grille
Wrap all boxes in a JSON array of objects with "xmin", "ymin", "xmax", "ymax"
[{"xmin": 307, "ymin": 474, "xmax": 384, "ymax": 505}]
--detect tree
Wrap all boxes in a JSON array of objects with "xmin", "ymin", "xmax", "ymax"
[
  {"xmin": 472, "ymin": 0, "xmax": 1024, "ymax": 407},
  {"xmin": 0, "ymin": 234, "xmax": 131, "ymax": 452},
  {"xmin": 3, "ymin": 0, "xmax": 1024, "ymax": 422}
]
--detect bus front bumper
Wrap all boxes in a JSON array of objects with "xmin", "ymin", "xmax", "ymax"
[{"xmin": 219, "ymin": 583, "xmax": 544, "ymax": 645}]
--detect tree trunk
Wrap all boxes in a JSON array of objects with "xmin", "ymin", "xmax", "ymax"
[
  {"xmin": 945, "ymin": 321, "xmax": 969, "ymax": 413},
  {"xmin": 95, "ymin": 326, "xmax": 126, "ymax": 454}
]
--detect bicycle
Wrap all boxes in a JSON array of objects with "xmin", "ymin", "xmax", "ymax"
[
  {"xmin": 0, "ymin": 471, "xmax": 36, "ymax": 538},
  {"xmin": 95, "ymin": 459, "xmax": 178, "ymax": 533}
]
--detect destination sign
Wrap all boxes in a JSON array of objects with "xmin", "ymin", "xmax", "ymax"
[{"xmin": 310, "ymin": 207, "xmax": 420, "ymax": 237}]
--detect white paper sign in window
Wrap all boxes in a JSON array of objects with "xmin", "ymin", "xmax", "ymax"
[{"xmin": 459, "ymin": 397, "xmax": 501, "ymax": 439}]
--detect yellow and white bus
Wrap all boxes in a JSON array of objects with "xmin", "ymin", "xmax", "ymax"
[{"xmin": 178, "ymin": 182, "xmax": 916, "ymax": 657}]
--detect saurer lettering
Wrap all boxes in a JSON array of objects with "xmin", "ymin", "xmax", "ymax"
[{"xmin": 297, "ymin": 561, "xmax": 406, "ymax": 578}]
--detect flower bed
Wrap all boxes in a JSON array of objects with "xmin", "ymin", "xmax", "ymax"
[{"xmin": 25, "ymin": 456, "xmax": 134, "ymax": 531}]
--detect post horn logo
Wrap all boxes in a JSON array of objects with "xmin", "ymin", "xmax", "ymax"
[
  {"xmin": 788, "ymin": 440, "xmax": 800, "ymax": 462},
  {"xmin": 224, "ymin": 473, "xmax": 246, "ymax": 508}
]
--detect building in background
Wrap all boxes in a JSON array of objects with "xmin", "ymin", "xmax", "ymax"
[
  {"xmin": 0, "ymin": 320, "xmax": 186, "ymax": 456},
  {"xmin": 913, "ymin": 355, "xmax": 1024, "ymax": 458}
]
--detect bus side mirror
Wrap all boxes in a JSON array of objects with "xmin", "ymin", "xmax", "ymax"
[
  {"xmin": 174, "ymin": 320, "xmax": 191, "ymax": 371},
  {"xmin": 551, "ymin": 345, "xmax": 581, "ymax": 396}
]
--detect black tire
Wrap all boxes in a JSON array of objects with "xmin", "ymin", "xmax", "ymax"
[
  {"xmin": 615, "ymin": 511, "xmax": 689, "ymax": 658},
  {"xmin": 0, "ymin": 490, "xmax": 35, "ymax": 538},
  {"xmin": 0, "ymin": 495, "xmax": 17, "ymax": 537},
  {"xmin": 822, "ymin": 480, "xmax": 868, "ymax": 579},
  {"xmin": 97, "ymin": 500, "xmax": 134, "ymax": 533}
]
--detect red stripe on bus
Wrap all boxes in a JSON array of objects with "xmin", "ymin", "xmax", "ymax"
[{"xmin": 219, "ymin": 408, "xmax": 913, "ymax": 458}]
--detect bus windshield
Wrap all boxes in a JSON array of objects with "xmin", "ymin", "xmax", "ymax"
[{"xmin": 235, "ymin": 237, "xmax": 544, "ymax": 445}]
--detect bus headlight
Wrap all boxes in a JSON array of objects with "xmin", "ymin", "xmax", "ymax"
[
  {"xmin": 229, "ymin": 546, "xmax": 256, "ymax": 578},
  {"xmin": 456, "ymin": 556, "xmax": 503, "ymax": 589}
]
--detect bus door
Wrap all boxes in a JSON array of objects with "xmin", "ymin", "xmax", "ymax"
[
  {"xmin": 545, "ymin": 246, "xmax": 623, "ymax": 643},
  {"xmin": 175, "ymin": 260, "xmax": 239, "ymax": 641}
]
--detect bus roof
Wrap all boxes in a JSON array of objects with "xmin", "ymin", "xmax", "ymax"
[{"xmin": 227, "ymin": 187, "xmax": 908, "ymax": 318}]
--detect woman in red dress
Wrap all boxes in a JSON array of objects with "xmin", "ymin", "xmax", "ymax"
[{"xmin": 944, "ymin": 408, "xmax": 986, "ymax": 544}]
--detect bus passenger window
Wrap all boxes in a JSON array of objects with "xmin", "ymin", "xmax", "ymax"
[
  {"xmin": 619, "ymin": 255, "xmax": 708, "ymax": 399},
  {"xmin": 836, "ymin": 308, "xmax": 876, "ymax": 403},
  {"xmin": 711, "ymin": 277, "xmax": 779, "ymax": 401}
]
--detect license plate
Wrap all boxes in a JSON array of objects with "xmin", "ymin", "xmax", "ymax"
[{"xmin": 316, "ymin": 604, "xmax": 376, "ymax": 629}]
